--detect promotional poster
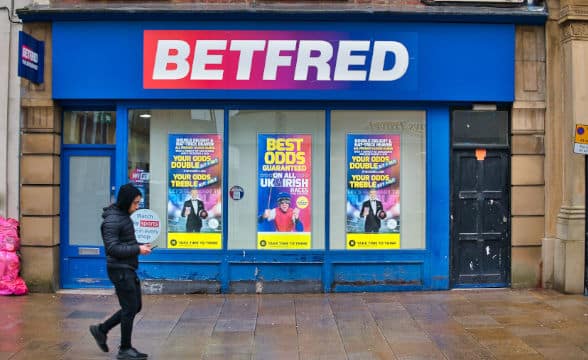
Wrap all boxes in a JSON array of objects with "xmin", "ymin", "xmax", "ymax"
[
  {"xmin": 257, "ymin": 134, "xmax": 312, "ymax": 249},
  {"xmin": 167, "ymin": 134, "xmax": 222, "ymax": 249},
  {"xmin": 346, "ymin": 134, "xmax": 401, "ymax": 249}
]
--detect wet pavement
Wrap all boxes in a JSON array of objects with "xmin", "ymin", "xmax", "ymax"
[{"xmin": 1, "ymin": 289, "xmax": 588, "ymax": 359}]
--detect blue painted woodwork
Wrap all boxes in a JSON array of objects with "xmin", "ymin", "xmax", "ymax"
[
  {"xmin": 56, "ymin": 19, "xmax": 506, "ymax": 292},
  {"xmin": 52, "ymin": 21, "xmax": 514, "ymax": 102}
]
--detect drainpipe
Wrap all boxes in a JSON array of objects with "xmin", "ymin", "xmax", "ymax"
[{"xmin": 4, "ymin": 0, "xmax": 21, "ymax": 219}]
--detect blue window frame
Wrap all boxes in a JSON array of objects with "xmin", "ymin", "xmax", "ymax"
[{"xmin": 59, "ymin": 102, "xmax": 447, "ymax": 292}]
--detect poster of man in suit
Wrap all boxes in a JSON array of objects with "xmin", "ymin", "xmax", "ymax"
[
  {"xmin": 181, "ymin": 189, "xmax": 207, "ymax": 232},
  {"xmin": 360, "ymin": 189, "xmax": 385, "ymax": 233},
  {"xmin": 346, "ymin": 134, "xmax": 401, "ymax": 249},
  {"xmin": 167, "ymin": 134, "xmax": 222, "ymax": 249}
]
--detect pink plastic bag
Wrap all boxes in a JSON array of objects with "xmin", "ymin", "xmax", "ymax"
[
  {"xmin": 0, "ymin": 217, "xmax": 20, "ymax": 252},
  {"xmin": 0, "ymin": 217, "xmax": 27, "ymax": 295},
  {"xmin": 0, "ymin": 250, "xmax": 28, "ymax": 295}
]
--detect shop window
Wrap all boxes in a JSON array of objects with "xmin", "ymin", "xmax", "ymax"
[
  {"xmin": 330, "ymin": 111, "xmax": 426, "ymax": 250},
  {"xmin": 228, "ymin": 110, "xmax": 326, "ymax": 250},
  {"xmin": 63, "ymin": 111, "xmax": 116, "ymax": 144},
  {"xmin": 128, "ymin": 109, "xmax": 224, "ymax": 250}
]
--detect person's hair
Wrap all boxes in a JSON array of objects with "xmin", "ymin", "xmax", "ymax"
[{"xmin": 116, "ymin": 183, "xmax": 142, "ymax": 212}]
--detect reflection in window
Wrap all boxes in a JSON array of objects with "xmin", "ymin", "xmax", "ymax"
[
  {"xmin": 63, "ymin": 111, "xmax": 116, "ymax": 144},
  {"xmin": 129, "ymin": 111, "xmax": 151, "ymax": 209}
]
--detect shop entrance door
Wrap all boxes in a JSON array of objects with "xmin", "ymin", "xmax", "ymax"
[
  {"xmin": 451, "ymin": 149, "xmax": 510, "ymax": 287},
  {"xmin": 60, "ymin": 149, "xmax": 115, "ymax": 288}
]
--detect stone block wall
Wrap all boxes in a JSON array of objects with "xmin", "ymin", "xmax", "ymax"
[
  {"xmin": 511, "ymin": 26, "xmax": 546, "ymax": 288},
  {"xmin": 19, "ymin": 22, "xmax": 61, "ymax": 292}
]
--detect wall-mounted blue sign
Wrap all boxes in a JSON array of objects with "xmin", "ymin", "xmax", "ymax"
[{"xmin": 18, "ymin": 31, "xmax": 44, "ymax": 84}]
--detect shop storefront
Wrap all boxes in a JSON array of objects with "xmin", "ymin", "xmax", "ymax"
[{"xmin": 16, "ymin": 7, "xmax": 548, "ymax": 292}]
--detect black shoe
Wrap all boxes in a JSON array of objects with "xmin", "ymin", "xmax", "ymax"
[
  {"xmin": 117, "ymin": 347, "xmax": 148, "ymax": 359},
  {"xmin": 89, "ymin": 324, "xmax": 108, "ymax": 352}
]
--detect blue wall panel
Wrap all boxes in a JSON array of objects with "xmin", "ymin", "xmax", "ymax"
[
  {"xmin": 332, "ymin": 262, "xmax": 423, "ymax": 285},
  {"xmin": 52, "ymin": 21, "xmax": 514, "ymax": 102}
]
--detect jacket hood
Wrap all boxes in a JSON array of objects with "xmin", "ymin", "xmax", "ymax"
[{"xmin": 115, "ymin": 183, "xmax": 142, "ymax": 213}]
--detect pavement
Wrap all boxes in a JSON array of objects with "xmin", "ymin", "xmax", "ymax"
[{"xmin": 1, "ymin": 288, "xmax": 588, "ymax": 359}]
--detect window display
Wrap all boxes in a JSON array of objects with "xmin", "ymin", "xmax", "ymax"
[
  {"xmin": 128, "ymin": 109, "xmax": 423, "ymax": 251},
  {"xmin": 228, "ymin": 110, "xmax": 325, "ymax": 250},
  {"xmin": 331, "ymin": 111, "xmax": 426, "ymax": 250},
  {"xmin": 128, "ymin": 109, "xmax": 224, "ymax": 249}
]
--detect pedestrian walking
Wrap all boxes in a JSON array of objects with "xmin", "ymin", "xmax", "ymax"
[{"xmin": 90, "ymin": 183, "xmax": 154, "ymax": 359}]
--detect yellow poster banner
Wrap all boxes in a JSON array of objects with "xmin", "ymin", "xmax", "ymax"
[
  {"xmin": 167, "ymin": 232, "xmax": 222, "ymax": 249},
  {"xmin": 257, "ymin": 232, "xmax": 311, "ymax": 249},
  {"xmin": 345, "ymin": 233, "xmax": 400, "ymax": 249}
]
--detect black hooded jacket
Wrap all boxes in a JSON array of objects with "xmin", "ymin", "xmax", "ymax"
[{"xmin": 101, "ymin": 184, "xmax": 142, "ymax": 270}]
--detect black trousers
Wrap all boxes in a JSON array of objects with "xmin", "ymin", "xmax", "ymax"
[{"xmin": 101, "ymin": 267, "xmax": 142, "ymax": 349}]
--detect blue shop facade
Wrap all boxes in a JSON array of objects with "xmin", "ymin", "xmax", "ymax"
[{"xmin": 19, "ymin": 9, "xmax": 546, "ymax": 293}]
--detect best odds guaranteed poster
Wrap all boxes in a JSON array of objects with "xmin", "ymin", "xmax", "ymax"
[
  {"xmin": 346, "ymin": 134, "xmax": 401, "ymax": 249},
  {"xmin": 167, "ymin": 134, "xmax": 222, "ymax": 249},
  {"xmin": 257, "ymin": 134, "xmax": 312, "ymax": 249}
]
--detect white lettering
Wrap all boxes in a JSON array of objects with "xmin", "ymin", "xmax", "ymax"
[
  {"xmin": 191, "ymin": 40, "xmax": 227, "ymax": 80},
  {"xmin": 22, "ymin": 46, "xmax": 38, "ymax": 63},
  {"xmin": 334, "ymin": 40, "xmax": 369, "ymax": 81},
  {"xmin": 369, "ymin": 41, "xmax": 409, "ymax": 81},
  {"xmin": 263, "ymin": 40, "xmax": 296, "ymax": 80},
  {"xmin": 294, "ymin": 40, "xmax": 333, "ymax": 81},
  {"xmin": 148, "ymin": 36, "xmax": 411, "ymax": 85},
  {"xmin": 23, "ymin": 60, "xmax": 38, "ymax": 70},
  {"xmin": 153, "ymin": 40, "xmax": 191, "ymax": 80},
  {"xmin": 230, "ymin": 40, "xmax": 266, "ymax": 80}
]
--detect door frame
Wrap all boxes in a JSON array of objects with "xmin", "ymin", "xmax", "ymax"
[{"xmin": 60, "ymin": 147, "xmax": 115, "ymax": 288}]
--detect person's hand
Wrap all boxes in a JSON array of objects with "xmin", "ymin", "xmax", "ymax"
[
  {"xmin": 139, "ymin": 244, "xmax": 152, "ymax": 255},
  {"xmin": 263, "ymin": 209, "xmax": 270, "ymax": 219},
  {"xmin": 293, "ymin": 208, "xmax": 300, "ymax": 220},
  {"xmin": 362, "ymin": 207, "xmax": 369, "ymax": 217}
]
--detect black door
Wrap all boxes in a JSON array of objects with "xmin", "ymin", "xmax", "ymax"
[{"xmin": 451, "ymin": 149, "xmax": 510, "ymax": 287}]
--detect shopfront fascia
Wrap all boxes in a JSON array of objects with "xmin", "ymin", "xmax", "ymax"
[{"xmin": 52, "ymin": 19, "xmax": 515, "ymax": 293}]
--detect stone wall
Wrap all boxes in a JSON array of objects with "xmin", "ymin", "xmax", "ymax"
[
  {"xmin": 543, "ymin": 0, "xmax": 587, "ymax": 294},
  {"xmin": 19, "ymin": 22, "xmax": 61, "ymax": 292},
  {"xmin": 512, "ymin": 26, "xmax": 546, "ymax": 288}
]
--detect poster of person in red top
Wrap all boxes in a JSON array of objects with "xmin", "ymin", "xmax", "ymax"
[{"xmin": 257, "ymin": 134, "xmax": 312, "ymax": 249}]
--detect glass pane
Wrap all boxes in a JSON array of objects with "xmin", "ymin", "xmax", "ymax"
[
  {"xmin": 128, "ymin": 109, "xmax": 224, "ymax": 250},
  {"xmin": 63, "ymin": 111, "xmax": 116, "ymax": 144},
  {"xmin": 228, "ymin": 110, "xmax": 325, "ymax": 250},
  {"xmin": 330, "ymin": 111, "xmax": 426, "ymax": 250},
  {"xmin": 69, "ymin": 156, "xmax": 111, "ymax": 246}
]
